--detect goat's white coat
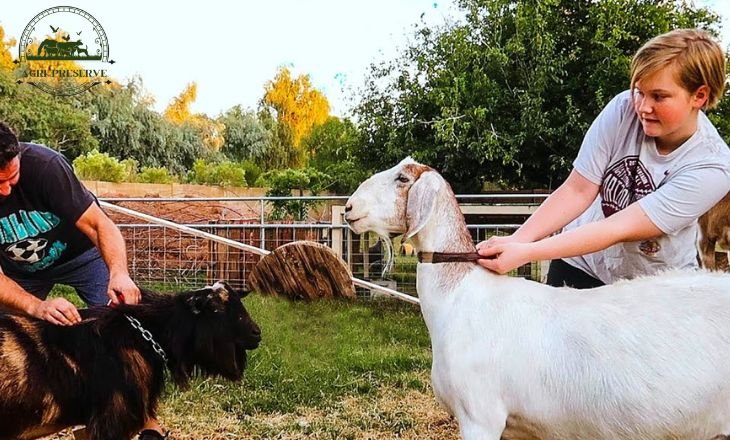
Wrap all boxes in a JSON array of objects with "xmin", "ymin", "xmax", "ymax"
[{"xmin": 346, "ymin": 158, "xmax": 730, "ymax": 440}]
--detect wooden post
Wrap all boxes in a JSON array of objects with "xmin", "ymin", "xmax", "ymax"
[{"xmin": 331, "ymin": 205, "xmax": 345, "ymax": 261}]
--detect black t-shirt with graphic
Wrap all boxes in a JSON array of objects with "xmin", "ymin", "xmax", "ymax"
[{"xmin": 0, "ymin": 143, "xmax": 95, "ymax": 274}]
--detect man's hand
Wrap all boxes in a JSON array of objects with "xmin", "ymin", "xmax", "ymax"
[
  {"xmin": 108, "ymin": 273, "xmax": 141, "ymax": 305},
  {"xmin": 30, "ymin": 297, "xmax": 82, "ymax": 325}
]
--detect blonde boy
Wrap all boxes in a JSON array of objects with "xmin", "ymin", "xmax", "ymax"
[{"xmin": 477, "ymin": 29, "xmax": 730, "ymax": 287}]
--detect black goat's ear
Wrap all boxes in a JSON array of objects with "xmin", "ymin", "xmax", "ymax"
[
  {"xmin": 186, "ymin": 291, "xmax": 225, "ymax": 314},
  {"xmin": 206, "ymin": 292, "xmax": 226, "ymax": 313},
  {"xmin": 186, "ymin": 295, "xmax": 206, "ymax": 315}
]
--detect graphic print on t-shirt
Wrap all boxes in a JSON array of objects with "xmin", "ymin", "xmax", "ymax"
[
  {"xmin": 600, "ymin": 156, "xmax": 656, "ymax": 217},
  {"xmin": 0, "ymin": 209, "xmax": 68, "ymax": 272}
]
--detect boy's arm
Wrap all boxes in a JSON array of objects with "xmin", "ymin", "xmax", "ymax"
[
  {"xmin": 479, "ymin": 202, "xmax": 661, "ymax": 274},
  {"xmin": 512, "ymin": 169, "xmax": 601, "ymax": 242}
]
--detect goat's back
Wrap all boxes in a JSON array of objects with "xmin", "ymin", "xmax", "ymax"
[{"xmin": 421, "ymin": 266, "xmax": 730, "ymax": 439}]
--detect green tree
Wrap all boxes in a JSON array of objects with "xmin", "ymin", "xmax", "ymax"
[
  {"xmin": 187, "ymin": 159, "xmax": 247, "ymax": 186},
  {"xmin": 256, "ymin": 108, "xmax": 301, "ymax": 169},
  {"xmin": 218, "ymin": 105, "xmax": 274, "ymax": 164},
  {"xmin": 73, "ymin": 149, "xmax": 137, "ymax": 182},
  {"xmin": 354, "ymin": 0, "xmax": 725, "ymax": 191},
  {"xmin": 87, "ymin": 78, "xmax": 206, "ymax": 175},
  {"xmin": 138, "ymin": 166, "xmax": 177, "ymax": 184},
  {"xmin": 303, "ymin": 116, "xmax": 369, "ymax": 194},
  {"xmin": 0, "ymin": 69, "xmax": 98, "ymax": 158},
  {"xmin": 256, "ymin": 168, "xmax": 330, "ymax": 220}
]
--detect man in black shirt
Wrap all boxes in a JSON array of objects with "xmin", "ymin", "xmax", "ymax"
[
  {"xmin": 0, "ymin": 122, "xmax": 165, "ymax": 439},
  {"xmin": 0, "ymin": 122, "xmax": 140, "ymax": 322}
]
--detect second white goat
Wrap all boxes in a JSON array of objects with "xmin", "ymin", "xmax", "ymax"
[{"xmin": 345, "ymin": 157, "xmax": 730, "ymax": 440}]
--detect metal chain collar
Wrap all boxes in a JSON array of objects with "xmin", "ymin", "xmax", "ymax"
[{"xmin": 125, "ymin": 314, "xmax": 169, "ymax": 364}]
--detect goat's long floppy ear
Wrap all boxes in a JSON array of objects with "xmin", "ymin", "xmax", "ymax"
[{"xmin": 405, "ymin": 171, "xmax": 440, "ymax": 239}]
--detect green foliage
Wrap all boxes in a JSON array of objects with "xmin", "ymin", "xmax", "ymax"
[
  {"xmin": 187, "ymin": 159, "xmax": 247, "ymax": 186},
  {"xmin": 257, "ymin": 167, "xmax": 331, "ymax": 220},
  {"xmin": 239, "ymin": 159, "xmax": 263, "ymax": 186},
  {"xmin": 0, "ymin": 69, "xmax": 98, "ymax": 158},
  {"xmin": 86, "ymin": 77, "xmax": 206, "ymax": 175},
  {"xmin": 137, "ymin": 166, "xmax": 177, "ymax": 184},
  {"xmin": 256, "ymin": 108, "xmax": 304, "ymax": 169},
  {"xmin": 72, "ymin": 149, "xmax": 137, "ymax": 182},
  {"xmin": 218, "ymin": 105, "xmax": 273, "ymax": 164},
  {"xmin": 304, "ymin": 116, "xmax": 370, "ymax": 194},
  {"xmin": 354, "ymin": 0, "xmax": 726, "ymax": 191}
]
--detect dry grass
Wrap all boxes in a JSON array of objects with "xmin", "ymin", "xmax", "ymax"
[
  {"xmin": 155, "ymin": 372, "xmax": 458, "ymax": 440},
  {"xmin": 42, "ymin": 376, "xmax": 458, "ymax": 440}
]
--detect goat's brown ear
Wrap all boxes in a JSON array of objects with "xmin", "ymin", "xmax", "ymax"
[{"xmin": 405, "ymin": 171, "xmax": 440, "ymax": 239}]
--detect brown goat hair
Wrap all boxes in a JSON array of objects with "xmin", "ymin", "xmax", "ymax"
[
  {"xmin": 699, "ymin": 191, "xmax": 730, "ymax": 270},
  {"xmin": 0, "ymin": 281, "xmax": 261, "ymax": 440}
]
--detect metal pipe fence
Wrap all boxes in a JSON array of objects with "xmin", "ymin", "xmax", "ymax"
[{"xmin": 104, "ymin": 195, "xmax": 549, "ymax": 296}]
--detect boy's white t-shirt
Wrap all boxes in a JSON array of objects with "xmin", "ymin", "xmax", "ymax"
[{"xmin": 563, "ymin": 90, "xmax": 730, "ymax": 284}]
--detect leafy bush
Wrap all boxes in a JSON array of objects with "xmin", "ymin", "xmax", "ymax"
[
  {"xmin": 73, "ymin": 149, "xmax": 137, "ymax": 182},
  {"xmin": 187, "ymin": 159, "xmax": 247, "ymax": 186},
  {"xmin": 137, "ymin": 166, "xmax": 176, "ymax": 184},
  {"xmin": 240, "ymin": 160, "xmax": 262, "ymax": 186},
  {"xmin": 256, "ymin": 167, "xmax": 330, "ymax": 220}
]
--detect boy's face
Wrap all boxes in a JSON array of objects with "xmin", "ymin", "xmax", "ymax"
[
  {"xmin": 0, "ymin": 156, "xmax": 20, "ymax": 198},
  {"xmin": 632, "ymin": 65, "xmax": 708, "ymax": 153}
]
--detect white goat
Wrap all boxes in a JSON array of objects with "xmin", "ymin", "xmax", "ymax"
[{"xmin": 345, "ymin": 157, "xmax": 730, "ymax": 440}]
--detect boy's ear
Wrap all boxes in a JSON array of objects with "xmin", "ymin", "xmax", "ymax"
[{"xmin": 693, "ymin": 85, "xmax": 710, "ymax": 108}]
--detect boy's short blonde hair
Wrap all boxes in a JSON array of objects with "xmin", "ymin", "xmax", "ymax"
[{"xmin": 630, "ymin": 28, "xmax": 727, "ymax": 110}]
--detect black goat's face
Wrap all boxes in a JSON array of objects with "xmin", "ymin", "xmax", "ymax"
[{"xmin": 186, "ymin": 281, "xmax": 261, "ymax": 380}]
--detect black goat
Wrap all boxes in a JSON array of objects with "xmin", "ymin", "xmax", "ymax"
[{"xmin": 0, "ymin": 282, "xmax": 261, "ymax": 440}]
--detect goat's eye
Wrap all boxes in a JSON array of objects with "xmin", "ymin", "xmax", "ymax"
[{"xmin": 396, "ymin": 175, "xmax": 409, "ymax": 183}]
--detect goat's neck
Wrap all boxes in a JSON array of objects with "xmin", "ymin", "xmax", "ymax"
[
  {"xmin": 409, "ymin": 189, "xmax": 477, "ymax": 312},
  {"xmin": 410, "ymin": 189, "xmax": 474, "ymax": 254},
  {"xmin": 122, "ymin": 308, "xmax": 175, "ymax": 358}
]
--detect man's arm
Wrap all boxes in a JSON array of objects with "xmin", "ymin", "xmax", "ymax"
[
  {"xmin": 0, "ymin": 275, "xmax": 81, "ymax": 325},
  {"xmin": 75, "ymin": 203, "xmax": 140, "ymax": 304}
]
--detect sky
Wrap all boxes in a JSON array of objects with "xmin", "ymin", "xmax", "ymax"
[
  {"xmin": 2, "ymin": 1, "xmax": 729, "ymax": 119},
  {"xmin": 2, "ymin": 0, "xmax": 458, "ymax": 117}
]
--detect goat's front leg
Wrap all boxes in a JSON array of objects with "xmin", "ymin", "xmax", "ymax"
[
  {"xmin": 86, "ymin": 398, "xmax": 144, "ymax": 440},
  {"xmin": 699, "ymin": 237, "xmax": 718, "ymax": 270},
  {"xmin": 457, "ymin": 409, "xmax": 507, "ymax": 440},
  {"xmin": 459, "ymin": 420, "xmax": 506, "ymax": 440}
]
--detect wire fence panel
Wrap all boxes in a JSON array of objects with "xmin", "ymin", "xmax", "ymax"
[{"xmin": 105, "ymin": 196, "xmax": 548, "ymax": 296}]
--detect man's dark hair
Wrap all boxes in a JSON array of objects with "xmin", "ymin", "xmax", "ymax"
[{"xmin": 0, "ymin": 122, "xmax": 20, "ymax": 169}]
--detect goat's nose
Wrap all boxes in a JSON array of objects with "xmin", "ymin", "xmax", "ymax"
[{"xmin": 345, "ymin": 203, "xmax": 352, "ymax": 213}]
